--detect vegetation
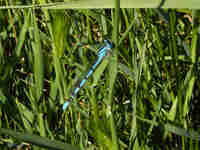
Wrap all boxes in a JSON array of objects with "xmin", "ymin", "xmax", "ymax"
[{"xmin": 0, "ymin": 1, "xmax": 200, "ymax": 150}]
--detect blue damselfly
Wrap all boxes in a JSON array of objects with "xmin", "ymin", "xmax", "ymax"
[{"xmin": 63, "ymin": 40, "xmax": 112, "ymax": 111}]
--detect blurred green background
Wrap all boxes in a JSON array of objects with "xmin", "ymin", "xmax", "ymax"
[{"xmin": 0, "ymin": 1, "xmax": 200, "ymax": 150}]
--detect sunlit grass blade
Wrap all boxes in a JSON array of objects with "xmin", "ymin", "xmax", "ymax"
[{"xmin": 0, "ymin": 0, "xmax": 200, "ymax": 9}]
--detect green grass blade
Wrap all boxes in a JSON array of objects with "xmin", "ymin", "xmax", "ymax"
[
  {"xmin": 183, "ymin": 10, "xmax": 198, "ymax": 119},
  {"xmin": 31, "ymin": 10, "xmax": 44, "ymax": 101},
  {"xmin": 108, "ymin": 1, "xmax": 120, "ymax": 149},
  {"xmin": 0, "ymin": 128, "xmax": 80, "ymax": 150},
  {"xmin": 165, "ymin": 124, "xmax": 200, "ymax": 141},
  {"xmin": 16, "ymin": 10, "xmax": 30, "ymax": 57},
  {"xmin": 92, "ymin": 56, "xmax": 110, "ymax": 86}
]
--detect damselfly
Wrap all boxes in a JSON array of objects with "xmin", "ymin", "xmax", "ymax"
[{"xmin": 62, "ymin": 40, "xmax": 112, "ymax": 111}]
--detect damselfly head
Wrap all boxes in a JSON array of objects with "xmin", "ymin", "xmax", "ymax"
[
  {"xmin": 104, "ymin": 39, "xmax": 113, "ymax": 49},
  {"xmin": 97, "ymin": 40, "xmax": 113, "ymax": 57}
]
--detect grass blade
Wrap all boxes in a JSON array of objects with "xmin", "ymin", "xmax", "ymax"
[
  {"xmin": 0, "ymin": 1, "xmax": 200, "ymax": 9},
  {"xmin": 0, "ymin": 128, "xmax": 80, "ymax": 150}
]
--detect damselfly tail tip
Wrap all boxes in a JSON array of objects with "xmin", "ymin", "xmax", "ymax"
[{"xmin": 62, "ymin": 101, "xmax": 71, "ymax": 111}]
